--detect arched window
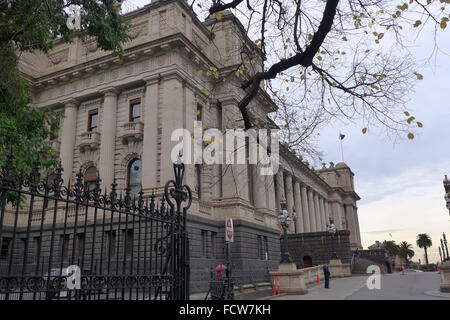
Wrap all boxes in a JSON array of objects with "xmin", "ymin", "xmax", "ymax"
[
  {"xmin": 84, "ymin": 166, "xmax": 98, "ymax": 192},
  {"xmin": 127, "ymin": 159, "xmax": 142, "ymax": 195},
  {"xmin": 44, "ymin": 173, "xmax": 57, "ymax": 209}
]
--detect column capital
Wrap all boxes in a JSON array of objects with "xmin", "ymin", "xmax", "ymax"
[
  {"xmin": 144, "ymin": 74, "xmax": 162, "ymax": 86},
  {"xmin": 61, "ymin": 98, "xmax": 79, "ymax": 108},
  {"xmin": 101, "ymin": 87, "xmax": 120, "ymax": 97}
]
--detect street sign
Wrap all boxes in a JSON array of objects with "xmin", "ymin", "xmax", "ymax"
[{"xmin": 225, "ymin": 217, "xmax": 234, "ymax": 243}]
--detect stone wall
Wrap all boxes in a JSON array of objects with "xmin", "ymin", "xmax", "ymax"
[
  {"xmin": 187, "ymin": 215, "xmax": 281, "ymax": 293},
  {"xmin": 285, "ymin": 230, "xmax": 351, "ymax": 268}
]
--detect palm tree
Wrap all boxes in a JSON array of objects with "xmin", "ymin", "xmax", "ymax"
[
  {"xmin": 398, "ymin": 241, "xmax": 415, "ymax": 264},
  {"xmin": 416, "ymin": 233, "xmax": 432, "ymax": 265},
  {"xmin": 383, "ymin": 240, "xmax": 399, "ymax": 257}
]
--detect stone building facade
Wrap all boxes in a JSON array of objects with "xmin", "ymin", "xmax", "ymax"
[{"xmin": 16, "ymin": 0, "xmax": 362, "ymax": 292}]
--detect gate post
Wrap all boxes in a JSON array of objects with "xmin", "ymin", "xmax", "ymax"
[{"xmin": 164, "ymin": 153, "xmax": 192, "ymax": 300}]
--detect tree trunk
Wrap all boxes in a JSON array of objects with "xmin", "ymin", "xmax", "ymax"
[{"xmin": 424, "ymin": 247, "xmax": 429, "ymax": 265}]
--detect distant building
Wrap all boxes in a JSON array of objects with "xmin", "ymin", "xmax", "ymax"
[{"xmin": 368, "ymin": 241, "xmax": 384, "ymax": 250}]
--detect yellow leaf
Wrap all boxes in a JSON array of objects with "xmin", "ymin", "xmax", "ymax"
[
  {"xmin": 414, "ymin": 72, "xmax": 423, "ymax": 80},
  {"xmin": 407, "ymin": 133, "xmax": 414, "ymax": 140},
  {"xmin": 215, "ymin": 12, "xmax": 222, "ymax": 20},
  {"xmin": 417, "ymin": 122, "xmax": 423, "ymax": 128},
  {"xmin": 362, "ymin": 128, "xmax": 367, "ymax": 134}
]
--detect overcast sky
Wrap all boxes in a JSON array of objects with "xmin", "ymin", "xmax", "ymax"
[
  {"xmin": 123, "ymin": 1, "xmax": 450, "ymax": 263},
  {"xmin": 316, "ymin": 28, "xmax": 450, "ymax": 263}
]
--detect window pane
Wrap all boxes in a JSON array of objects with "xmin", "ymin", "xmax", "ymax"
[
  {"xmin": 89, "ymin": 113, "xmax": 98, "ymax": 131},
  {"xmin": 128, "ymin": 159, "xmax": 142, "ymax": 186},
  {"xmin": 131, "ymin": 103, "xmax": 141, "ymax": 121}
]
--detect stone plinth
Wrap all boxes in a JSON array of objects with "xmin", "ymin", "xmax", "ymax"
[
  {"xmin": 329, "ymin": 259, "xmax": 351, "ymax": 278},
  {"xmin": 269, "ymin": 263, "xmax": 308, "ymax": 295},
  {"xmin": 440, "ymin": 260, "xmax": 450, "ymax": 293}
]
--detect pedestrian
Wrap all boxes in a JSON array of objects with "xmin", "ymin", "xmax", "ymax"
[
  {"xmin": 323, "ymin": 264, "xmax": 331, "ymax": 289},
  {"xmin": 355, "ymin": 248, "xmax": 360, "ymax": 262}
]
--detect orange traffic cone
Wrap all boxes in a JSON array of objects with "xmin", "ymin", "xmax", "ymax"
[
  {"xmin": 401, "ymin": 263, "xmax": 405, "ymax": 275},
  {"xmin": 381, "ymin": 264, "xmax": 386, "ymax": 275},
  {"xmin": 438, "ymin": 261, "xmax": 441, "ymax": 273},
  {"xmin": 316, "ymin": 274, "xmax": 320, "ymax": 283}
]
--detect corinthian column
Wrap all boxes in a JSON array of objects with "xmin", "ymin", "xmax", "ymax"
[
  {"xmin": 319, "ymin": 197, "xmax": 326, "ymax": 231},
  {"xmin": 99, "ymin": 88, "xmax": 119, "ymax": 189},
  {"xmin": 284, "ymin": 173, "xmax": 294, "ymax": 214},
  {"xmin": 308, "ymin": 188, "xmax": 316, "ymax": 231},
  {"xmin": 293, "ymin": 180, "xmax": 304, "ymax": 233},
  {"xmin": 60, "ymin": 99, "xmax": 78, "ymax": 184},
  {"xmin": 301, "ymin": 184, "xmax": 310, "ymax": 232},
  {"xmin": 314, "ymin": 193, "xmax": 322, "ymax": 231},
  {"xmin": 275, "ymin": 170, "xmax": 285, "ymax": 210}
]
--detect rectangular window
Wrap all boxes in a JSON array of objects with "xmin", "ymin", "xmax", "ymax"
[
  {"xmin": 210, "ymin": 232, "xmax": 216, "ymax": 259},
  {"xmin": 196, "ymin": 104, "xmax": 203, "ymax": 121},
  {"xmin": 129, "ymin": 98, "xmax": 141, "ymax": 122},
  {"xmin": 264, "ymin": 236, "xmax": 269, "ymax": 260},
  {"xmin": 88, "ymin": 108, "xmax": 98, "ymax": 132},
  {"xmin": 34, "ymin": 237, "xmax": 41, "ymax": 262},
  {"xmin": 196, "ymin": 164, "xmax": 202, "ymax": 199},
  {"xmin": 257, "ymin": 235, "xmax": 263, "ymax": 260},
  {"xmin": 200, "ymin": 230, "xmax": 207, "ymax": 257},
  {"xmin": 60, "ymin": 235, "xmax": 70, "ymax": 261},
  {"xmin": 76, "ymin": 233, "xmax": 85, "ymax": 261},
  {"xmin": 106, "ymin": 230, "xmax": 116, "ymax": 257},
  {"xmin": 1, "ymin": 238, "xmax": 11, "ymax": 259},
  {"xmin": 123, "ymin": 229, "xmax": 134, "ymax": 257}
]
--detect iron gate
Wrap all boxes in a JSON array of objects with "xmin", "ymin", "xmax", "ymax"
[{"xmin": 0, "ymin": 151, "xmax": 191, "ymax": 300}]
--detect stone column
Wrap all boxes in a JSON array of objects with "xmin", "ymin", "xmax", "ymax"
[
  {"xmin": 345, "ymin": 204, "xmax": 360, "ymax": 249},
  {"xmin": 266, "ymin": 174, "xmax": 277, "ymax": 211},
  {"xmin": 307, "ymin": 188, "xmax": 316, "ymax": 231},
  {"xmin": 253, "ymin": 163, "xmax": 267, "ymax": 210},
  {"xmin": 59, "ymin": 99, "xmax": 78, "ymax": 184},
  {"xmin": 284, "ymin": 173, "xmax": 294, "ymax": 215},
  {"xmin": 293, "ymin": 180, "xmax": 304, "ymax": 233},
  {"xmin": 284, "ymin": 172, "xmax": 294, "ymax": 233},
  {"xmin": 275, "ymin": 170, "xmax": 285, "ymax": 210},
  {"xmin": 339, "ymin": 204, "xmax": 346, "ymax": 230},
  {"xmin": 325, "ymin": 201, "xmax": 331, "ymax": 226},
  {"xmin": 313, "ymin": 193, "xmax": 322, "ymax": 231},
  {"xmin": 160, "ymin": 75, "xmax": 184, "ymax": 185},
  {"xmin": 318, "ymin": 197, "xmax": 325, "ymax": 231},
  {"xmin": 99, "ymin": 88, "xmax": 119, "ymax": 190},
  {"xmin": 332, "ymin": 202, "xmax": 343, "ymax": 229},
  {"xmin": 142, "ymin": 77, "xmax": 159, "ymax": 189},
  {"xmin": 221, "ymin": 98, "xmax": 250, "ymax": 201},
  {"xmin": 354, "ymin": 206, "xmax": 362, "ymax": 247},
  {"xmin": 301, "ymin": 184, "xmax": 310, "ymax": 232}
]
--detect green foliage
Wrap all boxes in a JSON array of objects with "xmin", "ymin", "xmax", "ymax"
[
  {"xmin": 0, "ymin": 1, "xmax": 131, "ymax": 201},
  {"xmin": 397, "ymin": 241, "xmax": 415, "ymax": 263},
  {"xmin": 416, "ymin": 233, "xmax": 432, "ymax": 265},
  {"xmin": 382, "ymin": 240, "xmax": 399, "ymax": 257}
]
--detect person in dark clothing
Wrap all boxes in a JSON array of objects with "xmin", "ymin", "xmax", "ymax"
[{"xmin": 323, "ymin": 264, "xmax": 331, "ymax": 289}]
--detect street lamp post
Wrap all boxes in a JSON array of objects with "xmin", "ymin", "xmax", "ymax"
[
  {"xmin": 278, "ymin": 200, "xmax": 293, "ymax": 264},
  {"xmin": 327, "ymin": 217, "xmax": 338, "ymax": 260}
]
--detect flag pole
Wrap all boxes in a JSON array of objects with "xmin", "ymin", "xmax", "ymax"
[{"xmin": 339, "ymin": 131, "xmax": 345, "ymax": 163}]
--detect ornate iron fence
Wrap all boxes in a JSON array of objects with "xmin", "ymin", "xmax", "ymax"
[{"xmin": 0, "ymin": 151, "xmax": 191, "ymax": 300}]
